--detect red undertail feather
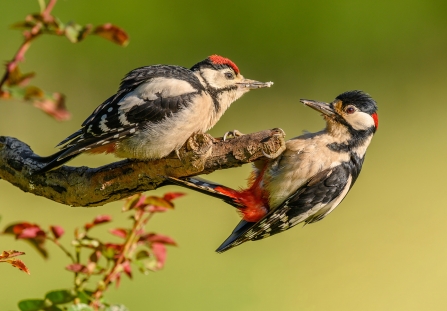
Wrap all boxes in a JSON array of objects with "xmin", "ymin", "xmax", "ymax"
[
  {"xmin": 84, "ymin": 143, "xmax": 117, "ymax": 155},
  {"xmin": 208, "ymin": 55, "xmax": 240, "ymax": 74},
  {"xmin": 216, "ymin": 164, "xmax": 269, "ymax": 222}
]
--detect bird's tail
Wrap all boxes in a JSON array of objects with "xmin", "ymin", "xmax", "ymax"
[
  {"xmin": 215, "ymin": 220, "xmax": 256, "ymax": 253},
  {"xmin": 31, "ymin": 150, "xmax": 80, "ymax": 174},
  {"xmin": 166, "ymin": 176, "xmax": 244, "ymax": 209}
]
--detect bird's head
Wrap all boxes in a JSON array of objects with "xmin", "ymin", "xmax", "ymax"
[
  {"xmin": 191, "ymin": 55, "xmax": 273, "ymax": 98},
  {"xmin": 300, "ymin": 90, "xmax": 378, "ymax": 137}
]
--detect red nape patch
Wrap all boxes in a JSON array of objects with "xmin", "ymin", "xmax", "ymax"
[
  {"xmin": 371, "ymin": 112, "xmax": 379, "ymax": 130},
  {"xmin": 208, "ymin": 55, "xmax": 240, "ymax": 74},
  {"xmin": 85, "ymin": 143, "xmax": 117, "ymax": 155}
]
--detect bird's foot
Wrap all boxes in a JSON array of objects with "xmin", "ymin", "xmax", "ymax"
[
  {"xmin": 223, "ymin": 130, "xmax": 245, "ymax": 142},
  {"xmin": 262, "ymin": 128, "xmax": 286, "ymax": 159},
  {"xmin": 175, "ymin": 149, "xmax": 181, "ymax": 160}
]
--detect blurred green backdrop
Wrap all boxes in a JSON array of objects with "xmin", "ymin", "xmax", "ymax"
[{"xmin": 2, "ymin": 0, "xmax": 447, "ymax": 310}]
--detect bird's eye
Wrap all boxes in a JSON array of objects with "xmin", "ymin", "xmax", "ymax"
[
  {"xmin": 346, "ymin": 106, "xmax": 356, "ymax": 114},
  {"xmin": 224, "ymin": 72, "xmax": 234, "ymax": 80}
]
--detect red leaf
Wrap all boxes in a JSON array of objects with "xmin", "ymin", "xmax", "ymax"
[
  {"xmin": 50, "ymin": 226, "xmax": 64, "ymax": 239},
  {"xmin": 109, "ymin": 228, "xmax": 128, "ymax": 239},
  {"xmin": 4, "ymin": 258, "xmax": 30, "ymax": 275},
  {"xmin": 10, "ymin": 222, "xmax": 34, "ymax": 236},
  {"xmin": 152, "ymin": 243, "xmax": 167, "ymax": 270},
  {"xmin": 4, "ymin": 223, "xmax": 48, "ymax": 258},
  {"xmin": 0, "ymin": 250, "xmax": 25, "ymax": 259},
  {"xmin": 94, "ymin": 23, "xmax": 129, "ymax": 46},
  {"xmin": 18, "ymin": 226, "xmax": 46, "ymax": 241},
  {"xmin": 146, "ymin": 234, "xmax": 177, "ymax": 246},
  {"xmin": 163, "ymin": 192, "xmax": 185, "ymax": 202}
]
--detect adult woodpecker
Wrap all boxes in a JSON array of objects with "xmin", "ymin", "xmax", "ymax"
[
  {"xmin": 168, "ymin": 90, "xmax": 378, "ymax": 252},
  {"xmin": 35, "ymin": 55, "xmax": 273, "ymax": 172}
]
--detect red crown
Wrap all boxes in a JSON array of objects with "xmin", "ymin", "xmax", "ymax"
[{"xmin": 208, "ymin": 55, "xmax": 239, "ymax": 74}]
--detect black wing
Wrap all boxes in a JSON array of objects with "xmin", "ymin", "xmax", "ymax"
[
  {"xmin": 216, "ymin": 164, "xmax": 354, "ymax": 253},
  {"xmin": 57, "ymin": 65, "xmax": 204, "ymax": 153},
  {"xmin": 81, "ymin": 65, "xmax": 205, "ymax": 129},
  {"xmin": 36, "ymin": 65, "xmax": 205, "ymax": 172}
]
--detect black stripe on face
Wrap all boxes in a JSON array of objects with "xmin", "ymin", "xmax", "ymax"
[
  {"xmin": 326, "ymin": 126, "xmax": 375, "ymax": 153},
  {"xmin": 198, "ymin": 71, "xmax": 238, "ymax": 112}
]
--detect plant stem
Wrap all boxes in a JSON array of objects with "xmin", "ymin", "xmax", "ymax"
[
  {"xmin": 0, "ymin": 0, "xmax": 57, "ymax": 90},
  {"xmin": 47, "ymin": 237, "xmax": 75, "ymax": 263},
  {"xmin": 92, "ymin": 208, "xmax": 147, "ymax": 301}
]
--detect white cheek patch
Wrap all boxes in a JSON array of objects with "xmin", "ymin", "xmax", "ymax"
[
  {"xmin": 345, "ymin": 111, "xmax": 375, "ymax": 130},
  {"xmin": 200, "ymin": 68, "xmax": 232, "ymax": 89}
]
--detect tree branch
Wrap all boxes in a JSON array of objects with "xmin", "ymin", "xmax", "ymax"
[{"xmin": 0, "ymin": 129, "xmax": 285, "ymax": 207}]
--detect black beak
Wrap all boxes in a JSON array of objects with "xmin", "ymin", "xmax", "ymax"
[{"xmin": 300, "ymin": 99, "xmax": 335, "ymax": 116}]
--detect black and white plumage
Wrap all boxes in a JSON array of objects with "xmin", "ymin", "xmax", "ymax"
[
  {"xmin": 168, "ymin": 90, "xmax": 378, "ymax": 252},
  {"xmin": 36, "ymin": 55, "xmax": 273, "ymax": 172}
]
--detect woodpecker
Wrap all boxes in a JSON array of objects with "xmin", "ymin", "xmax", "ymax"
[
  {"xmin": 168, "ymin": 90, "xmax": 378, "ymax": 252},
  {"xmin": 35, "ymin": 55, "xmax": 273, "ymax": 172}
]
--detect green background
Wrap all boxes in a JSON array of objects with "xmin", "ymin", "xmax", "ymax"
[{"xmin": 1, "ymin": 0, "xmax": 447, "ymax": 310}]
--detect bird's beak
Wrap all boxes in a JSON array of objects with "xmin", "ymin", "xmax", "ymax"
[
  {"xmin": 300, "ymin": 99, "xmax": 335, "ymax": 116},
  {"xmin": 237, "ymin": 79, "xmax": 274, "ymax": 89}
]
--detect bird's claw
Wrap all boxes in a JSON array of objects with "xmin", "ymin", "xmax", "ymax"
[
  {"xmin": 223, "ymin": 130, "xmax": 245, "ymax": 142},
  {"xmin": 262, "ymin": 128, "xmax": 286, "ymax": 159}
]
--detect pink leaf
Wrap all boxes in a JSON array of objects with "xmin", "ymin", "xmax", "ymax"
[
  {"xmin": 122, "ymin": 260, "xmax": 132, "ymax": 279},
  {"xmin": 152, "ymin": 243, "xmax": 167, "ymax": 270},
  {"xmin": 146, "ymin": 234, "xmax": 177, "ymax": 246},
  {"xmin": 85, "ymin": 215, "xmax": 112, "ymax": 230},
  {"xmin": 32, "ymin": 92, "xmax": 70, "ymax": 121},
  {"xmin": 115, "ymin": 272, "xmax": 121, "ymax": 288},
  {"xmin": 50, "ymin": 225, "xmax": 65, "ymax": 239},
  {"xmin": 66, "ymin": 263, "xmax": 87, "ymax": 273},
  {"xmin": 109, "ymin": 228, "xmax": 128, "ymax": 238},
  {"xmin": 93, "ymin": 215, "xmax": 112, "ymax": 224},
  {"xmin": 18, "ymin": 227, "xmax": 43, "ymax": 239}
]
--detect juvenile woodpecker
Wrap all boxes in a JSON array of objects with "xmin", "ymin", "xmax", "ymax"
[
  {"xmin": 169, "ymin": 90, "xmax": 378, "ymax": 252},
  {"xmin": 36, "ymin": 55, "xmax": 273, "ymax": 172}
]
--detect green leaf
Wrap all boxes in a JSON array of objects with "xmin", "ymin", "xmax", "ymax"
[
  {"xmin": 105, "ymin": 304, "xmax": 130, "ymax": 311},
  {"xmin": 64, "ymin": 23, "xmax": 91, "ymax": 43},
  {"xmin": 45, "ymin": 289, "xmax": 75, "ymax": 304},
  {"xmin": 66, "ymin": 304, "xmax": 94, "ymax": 311},
  {"xmin": 18, "ymin": 299, "xmax": 45, "ymax": 311},
  {"xmin": 136, "ymin": 249, "xmax": 150, "ymax": 260},
  {"xmin": 76, "ymin": 290, "xmax": 94, "ymax": 304}
]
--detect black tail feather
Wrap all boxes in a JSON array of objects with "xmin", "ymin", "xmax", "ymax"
[
  {"xmin": 216, "ymin": 220, "xmax": 255, "ymax": 253},
  {"xmin": 31, "ymin": 150, "xmax": 80, "ymax": 174}
]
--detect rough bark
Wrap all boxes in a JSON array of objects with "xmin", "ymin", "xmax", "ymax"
[{"xmin": 0, "ymin": 129, "xmax": 285, "ymax": 207}]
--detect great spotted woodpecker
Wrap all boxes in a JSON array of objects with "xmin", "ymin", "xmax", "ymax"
[
  {"xmin": 36, "ymin": 55, "xmax": 273, "ymax": 172},
  {"xmin": 168, "ymin": 90, "xmax": 378, "ymax": 252}
]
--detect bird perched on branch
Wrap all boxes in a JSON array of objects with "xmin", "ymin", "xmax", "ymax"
[
  {"xmin": 169, "ymin": 90, "xmax": 378, "ymax": 252},
  {"xmin": 35, "ymin": 55, "xmax": 273, "ymax": 172}
]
